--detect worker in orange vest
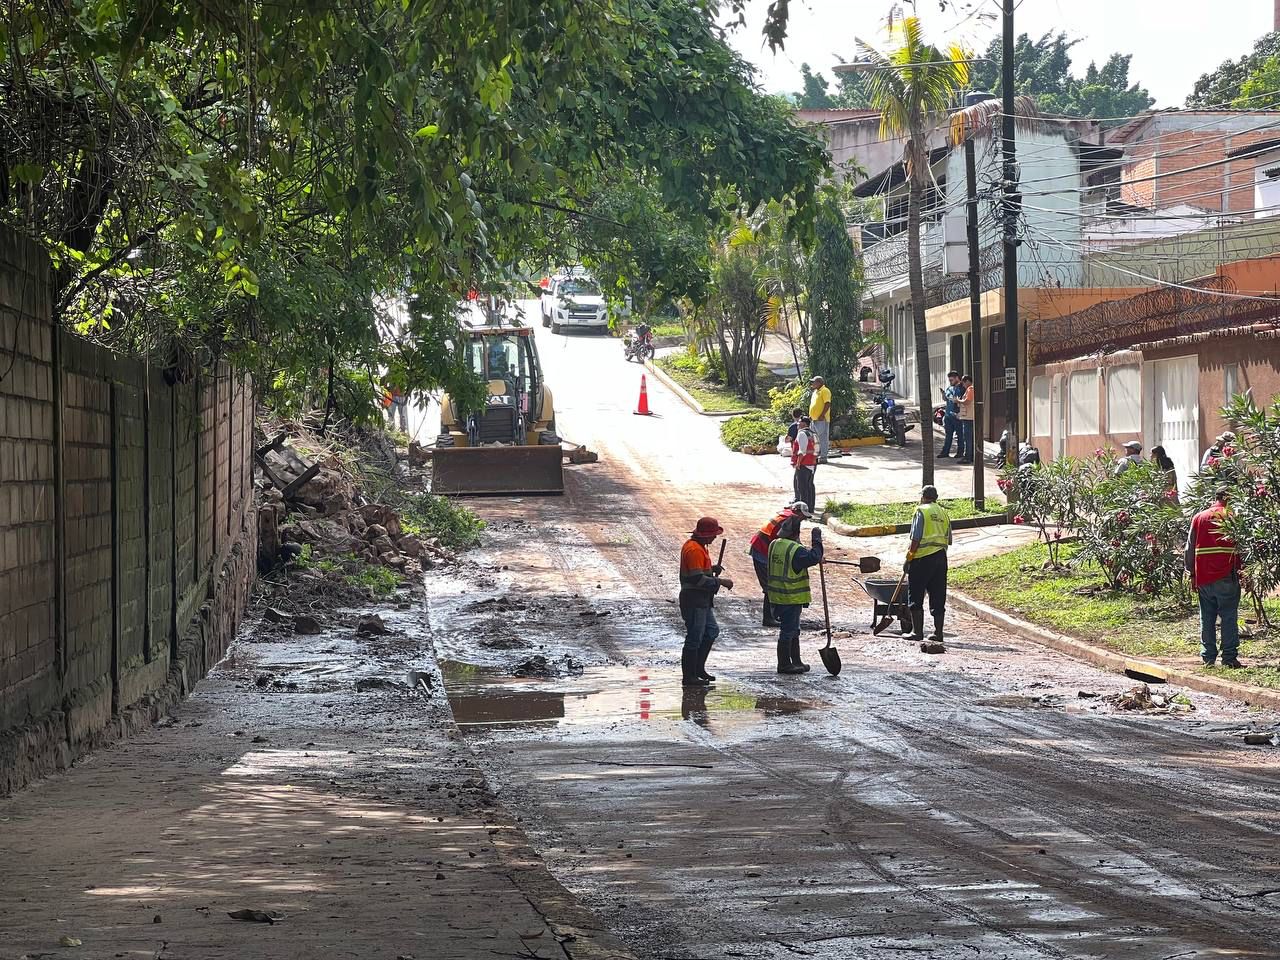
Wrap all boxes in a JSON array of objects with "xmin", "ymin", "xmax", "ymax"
[
  {"xmin": 749, "ymin": 501, "xmax": 812, "ymax": 628},
  {"xmin": 679, "ymin": 517, "xmax": 733, "ymax": 687}
]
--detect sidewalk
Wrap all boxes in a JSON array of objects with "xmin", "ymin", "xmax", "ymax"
[{"xmin": 0, "ymin": 588, "xmax": 633, "ymax": 960}]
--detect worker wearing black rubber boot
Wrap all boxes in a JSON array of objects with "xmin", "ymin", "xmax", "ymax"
[
  {"xmin": 905, "ymin": 486, "xmax": 952, "ymax": 649},
  {"xmin": 767, "ymin": 517, "xmax": 823, "ymax": 674}
]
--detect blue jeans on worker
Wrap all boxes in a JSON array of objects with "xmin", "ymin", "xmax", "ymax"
[
  {"xmin": 1198, "ymin": 574, "xmax": 1240, "ymax": 664},
  {"xmin": 681, "ymin": 604, "xmax": 719, "ymax": 660},
  {"xmin": 939, "ymin": 414, "xmax": 959, "ymax": 456},
  {"xmin": 775, "ymin": 604, "xmax": 802, "ymax": 643},
  {"xmin": 957, "ymin": 419, "xmax": 975, "ymax": 461}
]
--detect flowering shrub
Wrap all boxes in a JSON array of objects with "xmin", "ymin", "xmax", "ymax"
[
  {"xmin": 1000, "ymin": 455, "xmax": 1093, "ymax": 568},
  {"xmin": 1185, "ymin": 395, "xmax": 1280, "ymax": 627}
]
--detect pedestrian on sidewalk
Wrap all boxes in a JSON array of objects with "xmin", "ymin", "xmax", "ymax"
[
  {"xmin": 1113, "ymin": 440, "xmax": 1143, "ymax": 476},
  {"xmin": 808, "ymin": 376, "xmax": 832, "ymax": 463},
  {"xmin": 1185, "ymin": 488, "xmax": 1242, "ymax": 668},
  {"xmin": 957, "ymin": 375, "xmax": 975, "ymax": 464},
  {"xmin": 767, "ymin": 516, "xmax": 823, "ymax": 674},
  {"xmin": 791, "ymin": 416, "xmax": 818, "ymax": 514},
  {"xmin": 749, "ymin": 500, "xmax": 813, "ymax": 628},
  {"xmin": 679, "ymin": 517, "xmax": 733, "ymax": 687},
  {"xmin": 939, "ymin": 371, "xmax": 962, "ymax": 458},
  {"xmin": 1200, "ymin": 431, "xmax": 1235, "ymax": 472},
  {"xmin": 906, "ymin": 485, "xmax": 953, "ymax": 646}
]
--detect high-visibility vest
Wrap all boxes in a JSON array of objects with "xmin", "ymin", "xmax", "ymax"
[
  {"xmin": 793, "ymin": 429, "xmax": 817, "ymax": 468},
  {"xmin": 749, "ymin": 509, "xmax": 794, "ymax": 559},
  {"xmin": 767, "ymin": 539, "xmax": 811, "ymax": 606},
  {"xmin": 913, "ymin": 502, "xmax": 951, "ymax": 559},
  {"xmin": 1191, "ymin": 504, "xmax": 1238, "ymax": 587}
]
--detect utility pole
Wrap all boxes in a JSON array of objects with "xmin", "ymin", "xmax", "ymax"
[
  {"xmin": 964, "ymin": 138, "xmax": 985, "ymax": 511},
  {"xmin": 1001, "ymin": 0, "xmax": 1020, "ymax": 466}
]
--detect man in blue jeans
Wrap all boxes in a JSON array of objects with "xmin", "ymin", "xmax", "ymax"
[
  {"xmin": 938, "ymin": 371, "xmax": 962, "ymax": 457},
  {"xmin": 957, "ymin": 374, "xmax": 975, "ymax": 464},
  {"xmin": 767, "ymin": 517, "xmax": 823, "ymax": 674},
  {"xmin": 1185, "ymin": 487, "xmax": 1242, "ymax": 668},
  {"xmin": 679, "ymin": 517, "xmax": 733, "ymax": 686}
]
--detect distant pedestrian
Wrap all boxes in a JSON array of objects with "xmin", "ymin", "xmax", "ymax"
[
  {"xmin": 792, "ymin": 416, "xmax": 817, "ymax": 514},
  {"xmin": 767, "ymin": 516, "xmax": 823, "ymax": 674},
  {"xmin": 957, "ymin": 375, "xmax": 975, "ymax": 464},
  {"xmin": 808, "ymin": 376, "xmax": 832, "ymax": 463},
  {"xmin": 749, "ymin": 501, "xmax": 812, "ymax": 628},
  {"xmin": 679, "ymin": 517, "xmax": 733, "ymax": 687},
  {"xmin": 938, "ymin": 371, "xmax": 962, "ymax": 458},
  {"xmin": 1113, "ymin": 440, "xmax": 1143, "ymax": 476},
  {"xmin": 906, "ymin": 485, "xmax": 953, "ymax": 646},
  {"xmin": 1200, "ymin": 431, "xmax": 1235, "ymax": 472},
  {"xmin": 1151, "ymin": 445, "xmax": 1177, "ymax": 494},
  {"xmin": 785, "ymin": 407, "xmax": 804, "ymax": 448},
  {"xmin": 1185, "ymin": 488, "xmax": 1242, "ymax": 668}
]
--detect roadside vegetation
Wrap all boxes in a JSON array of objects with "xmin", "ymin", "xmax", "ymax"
[
  {"xmin": 297, "ymin": 547, "xmax": 402, "ymax": 599},
  {"xmin": 720, "ymin": 378, "xmax": 872, "ymax": 452},
  {"xmin": 825, "ymin": 497, "xmax": 1004, "ymax": 527},
  {"xmin": 399, "ymin": 494, "xmax": 487, "ymax": 551},
  {"xmin": 657, "ymin": 350, "xmax": 777, "ymax": 413}
]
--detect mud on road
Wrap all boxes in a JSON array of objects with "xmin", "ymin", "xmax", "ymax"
[{"xmin": 430, "ymin": 459, "xmax": 1280, "ymax": 960}]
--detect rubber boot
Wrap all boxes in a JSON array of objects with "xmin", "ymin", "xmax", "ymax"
[
  {"xmin": 682, "ymin": 650, "xmax": 709, "ymax": 687},
  {"xmin": 790, "ymin": 636, "xmax": 810, "ymax": 673},
  {"xmin": 777, "ymin": 638, "xmax": 802, "ymax": 674},
  {"xmin": 931, "ymin": 614, "xmax": 945, "ymax": 643},
  {"xmin": 762, "ymin": 598, "xmax": 780, "ymax": 628},
  {"xmin": 908, "ymin": 606, "xmax": 925, "ymax": 642},
  {"xmin": 697, "ymin": 640, "xmax": 716, "ymax": 682}
]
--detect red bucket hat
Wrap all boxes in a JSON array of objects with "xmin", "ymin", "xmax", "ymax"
[{"xmin": 691, "ymin": 517, "xmax": 724, "ymax": 538}]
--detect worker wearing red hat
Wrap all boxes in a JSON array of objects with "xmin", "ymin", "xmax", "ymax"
[{"xmin": 679, "ymin": 517, "xmax": 733, "ymax": 687}]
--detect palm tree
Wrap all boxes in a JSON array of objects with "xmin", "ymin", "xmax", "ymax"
[{"xmin": 854, "ymin": 14, "xmax": 970, "ymax": 486}]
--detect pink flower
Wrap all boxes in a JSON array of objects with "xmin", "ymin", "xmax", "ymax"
[
  {"xmin": 1256, "ymin": 484, "xmax": 1269, "ymax": 498},
  {"xmin": 1164, "ymin": 489, "xmax": 1178, "ymax": 501},
  {"xmin": 1116, "ymin": 511, "xmax": 1130, "ymax": 527},
  {"xmin": 1094, "ymin": 448, "xmax": 1104, "ymax": 458},
  {"xmin": 1053, "ymin": 528, "xmax": 1063, "ymax": 540},
  {"xmin": 1144, "ymin": 533, "xmax": 1156, "ymax": 543},
  {"xmin": 1013, "ymin": 515, "xmax": 1025, "ymax": 524},
  {"xmin": 1222, "ymin": 445, "xmax": 1236, "ymax": 457},
  {"xmin": 1208, "ymin": 456, "xmax": 1220, "ymax": 468}
]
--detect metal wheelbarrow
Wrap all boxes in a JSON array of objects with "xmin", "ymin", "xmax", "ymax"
[{"xmin": 859, "ymin": 577, "xmax": 912, "ymax": 635}]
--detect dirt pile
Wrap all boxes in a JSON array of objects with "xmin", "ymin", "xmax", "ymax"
[{"xmin": 254, "ymin": 414, "xmax": 457, "ymax": 575}]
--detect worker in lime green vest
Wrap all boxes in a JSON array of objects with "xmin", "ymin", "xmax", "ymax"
[
  {"xmin": 906, "ymin": 485, "xmax": 953, "ymax": 646},
  {"xmin": 766, "ymin": 515, "xmax": 823, "ymax": 674}
]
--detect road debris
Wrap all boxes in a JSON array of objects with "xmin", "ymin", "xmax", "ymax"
[
  {"xmin": 227, "ymin": 909, "xmax": 284, "ymax": 924},
  {"xmin": 356, "ymin": 614, "xmax": 390, "ymax": 636},
  {"xmin": 512, "ymin": 655, "xmax": 585, "ymax": 679},
  {"xmin": 1243, "ymin": 732, "xmax": 1276, "ymax": 746},
  {"xmin": 1102, "ymin": 684, "xmax": 1195, "ymax": 713}
]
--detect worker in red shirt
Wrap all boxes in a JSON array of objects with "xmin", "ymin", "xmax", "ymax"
[
  {"xmin": 679, "ymin": 517, "xmax": 733, "ymax": 687},
  {"xmin": 749, "ymin": 501, "xmax": 812, "ymax": 628},
  {"xmin": 1185, "ymin": 487, "xmax": 1242, "ymax": 668}
]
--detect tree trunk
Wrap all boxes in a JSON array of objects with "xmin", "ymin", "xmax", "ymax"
[{"xmin": 908, "ymin": 164, "xmax": 935, "ymax": 487}]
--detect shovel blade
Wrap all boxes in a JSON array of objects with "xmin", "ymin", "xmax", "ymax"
[
  {"xmin": 819, "ymin": 645, "xmax": 842, "ymax": 677},
  {"xmin": 858, "ymin": 556, "xmax": 881, "ymax": 573}
]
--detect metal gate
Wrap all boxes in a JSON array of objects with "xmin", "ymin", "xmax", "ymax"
[{"xmin": 1145, "ymin": 356, "xmax": 1200, "ymax": 493}]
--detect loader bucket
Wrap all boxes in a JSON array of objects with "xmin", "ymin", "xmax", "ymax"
[{"xmin": 431, "ymin": 444, "xmax": 565, "ymax": 496}]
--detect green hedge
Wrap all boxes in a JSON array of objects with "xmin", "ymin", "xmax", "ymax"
[{"xmin": 720, "ymin": 414, "xmax": 780, "ymax": 450}]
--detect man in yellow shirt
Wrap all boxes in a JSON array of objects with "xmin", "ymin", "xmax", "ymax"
[{"xmin": 808, "ymin": 376, "xmax": 832, "ymax": 463}]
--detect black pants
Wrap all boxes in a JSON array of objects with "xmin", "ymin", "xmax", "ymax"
[
  {"xmin": 907, "ymin": 549, "xmax": 947, "ymax": 618},
  {"xmin": 793, "ymin": 466, "xmax": 815, "ymax": 513}
]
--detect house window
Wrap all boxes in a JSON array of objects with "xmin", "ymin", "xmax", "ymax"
[
  {"xmin": 1106, "ymin": 365, "xmax": 1141, "ymax": 434},
  {"xmin": 1031, "ymin": 376, "xmax": 1051, "ymax": 437},
  {"xmin": 1069, "ymin": 369, "xmax": 1099, "ymax": 435},
  {"xmin": 1224, "ymin": 362, "xmax": 1239, "ymax": 405}
]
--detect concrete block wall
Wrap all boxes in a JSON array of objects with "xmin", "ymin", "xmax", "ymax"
[{"xmin": 0, "ymin": 227, "xmax": 257, "ymax": 793}]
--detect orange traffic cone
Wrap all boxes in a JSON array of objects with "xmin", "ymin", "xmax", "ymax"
[{"xmin": 634, "ymin": 374, "xmax": 653, "ymax": 416}]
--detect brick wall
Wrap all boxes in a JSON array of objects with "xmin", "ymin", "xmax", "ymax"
[{"xmin": 0, "ymin": 228, "xmax": 257, "ymax": 793}]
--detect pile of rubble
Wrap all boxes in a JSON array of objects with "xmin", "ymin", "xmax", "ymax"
[{"xmin": 254, "ymin": 418, "xmax": 457, "ymax": 575}]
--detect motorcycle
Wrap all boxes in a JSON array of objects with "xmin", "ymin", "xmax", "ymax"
[
  {"xmin": 623, "ymin": 325, "xmax": 654, "ymax": 362},
  {"xmin": 869, "ymin": 368, "xmax": 913, "ymax": 446}
]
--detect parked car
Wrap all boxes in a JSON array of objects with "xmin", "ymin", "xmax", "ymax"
[{"xmin": 540, "ymin": 272, "xmax": 608, "ymax": 334}]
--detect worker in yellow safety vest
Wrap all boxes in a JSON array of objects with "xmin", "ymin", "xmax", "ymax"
[
  {"xmin": 766, "ymin": 516, "xmax": 823, "ymax": 674},
  {"xmin": 905, "ymin": 485, "xmax": 953, "ymax": 647}
]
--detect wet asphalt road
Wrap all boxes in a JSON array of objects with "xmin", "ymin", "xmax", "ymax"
[{"xmin": 428, "ymin": 314, "xmax": 1280, "ymax": 960}]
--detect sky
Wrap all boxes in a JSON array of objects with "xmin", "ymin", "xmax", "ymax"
[{"xmin": 729, "ymin": 0, "xmax": 1276, "ymax": 109}]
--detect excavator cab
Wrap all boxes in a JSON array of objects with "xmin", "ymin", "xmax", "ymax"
[{"xmin": 434, "ymin": 326, "xmax": 564, "ymax": 495}]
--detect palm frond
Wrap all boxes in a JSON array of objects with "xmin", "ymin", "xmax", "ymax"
[{"xmin": 947, "ymin": 94, "xmax": 1042, "ymax": 146}]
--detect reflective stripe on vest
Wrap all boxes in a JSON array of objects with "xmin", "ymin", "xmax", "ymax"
[
  {"xmin": 913, "ymin": 503, "xmax": 951, "ymax": 559},
  {"xmin": 767, "ymin": 539, "xmax": 811, "ymax": 606}
]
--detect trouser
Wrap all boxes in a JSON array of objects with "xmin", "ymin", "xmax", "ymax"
[
  {"xmin": 775, "ymin": 604, "xmax": 804, "ymax": 668},
  {"xmin": 812, "ymin": 419, "xmax": 830, "ymax": 460},
  {"xmin": 753, "ymin": 558, "xmax": 775, "ymax": 623},
  {"xmin": 1198, "ymin": 574, "xmax": 1240, "ymax": 664},
  {"xmin": 907, "ymin": 549, "xmax": 948, "ymax": 639},
  {"xmin": 939, "ymin": 414, "xmax": 958, "ymax": 456},
  {"xmin": 680, "ymin": 603, "xmax": 719, "ymax": 678},
  {"xmin": 794, "ymin": 466, "xmax": 816, "ymax": 513},
  {"xmin": 958, "ymin": 419, "xmax": 974, "ymax": 459}
]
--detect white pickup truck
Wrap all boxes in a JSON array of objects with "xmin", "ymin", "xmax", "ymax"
[{"xmin": 540, "ymin": 274, "xmax": 608, "ymax": 334}]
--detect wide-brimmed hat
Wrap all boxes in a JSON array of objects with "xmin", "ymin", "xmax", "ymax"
[{"xmin": 691, "ymin": 517, "xmax": 724, "ymax": 538}]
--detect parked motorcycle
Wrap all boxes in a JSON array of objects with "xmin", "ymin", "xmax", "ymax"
[
  {"xmin": 623, "ymin": 324, "xmax": 654, "ymax": 362},
  {"xmin": 869, "ymin": 368, "xmax": 912, "ymax": 446}
]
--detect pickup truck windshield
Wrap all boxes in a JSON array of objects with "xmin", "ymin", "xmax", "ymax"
[{"xmin": 560, "ymin": 279, "xmax": 599, "ymax": 297}]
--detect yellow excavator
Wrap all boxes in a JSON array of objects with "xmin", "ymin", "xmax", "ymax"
[{"xmin": 433, "ymin": 323, "xmax": 564, "ymax": 495}]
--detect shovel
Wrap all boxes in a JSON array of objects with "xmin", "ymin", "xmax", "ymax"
[
  {"xmin": 816, "ymin": 558, "xmax": 841, "ymax": 677},
  {"xmin": 823, "ymin": 557, "xmax": 881, "ymax": 573},
  {"xmin": 872, "ymin": 565, "xmax": 909, "ymax": 636}
]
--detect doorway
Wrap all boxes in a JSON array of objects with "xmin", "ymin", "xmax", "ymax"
[{"xmin": 1145, "ymin": 356, "xmax": 1200, "ymax": 493}]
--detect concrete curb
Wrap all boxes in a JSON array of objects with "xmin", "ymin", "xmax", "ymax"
[
  {"xmin": 822, "ymin": 512, "xmax": 1006, "ymax": 538},
  {"xmin": 950, "ymin": 590, "xmax": 1280, "ymax": 712},
  {"xmin": 643, "ymin": 359, "xmax": 750, "ymax": 417}
]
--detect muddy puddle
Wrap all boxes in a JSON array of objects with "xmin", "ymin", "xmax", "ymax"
[{"xmin": 439, "ymin": 660, "xmax": 816, "ymax": 735}]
